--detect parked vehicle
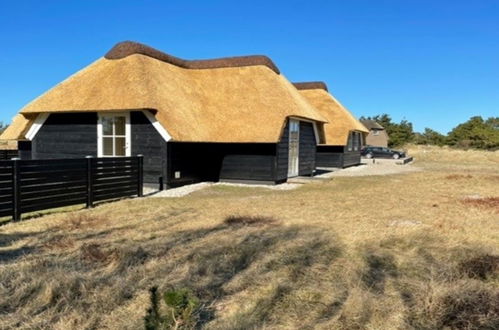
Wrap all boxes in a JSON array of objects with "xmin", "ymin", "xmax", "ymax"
[{"xmin": 361, "ymin": 146, "xmax": 406, "ymax": 159}]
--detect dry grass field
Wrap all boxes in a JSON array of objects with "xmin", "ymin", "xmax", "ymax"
[{"xmin": 1, "ymin": 146, "xmax": 498, "ymax": 329}]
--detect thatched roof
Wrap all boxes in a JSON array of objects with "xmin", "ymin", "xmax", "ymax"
[
  {"xmin": 1, "ymin": 41, "xmax": 326, "ymax": 143},
  {"xmin": 360, "ymin": 119, "xmax": 384, "ymax": 130},
  {"xmin": 294, "ymin": 82, "xmax": 368, "ymax": 146}
]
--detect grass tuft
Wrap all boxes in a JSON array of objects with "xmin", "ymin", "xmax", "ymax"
[
  {"xmin": 224, "ymin": 215, "xmax": 278, "ymax": 227},
  {"xmin": 462, "ymin": 196, "xmax": 499, "ymax": 213}
]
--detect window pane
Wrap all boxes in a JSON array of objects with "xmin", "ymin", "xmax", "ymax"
[
  {"xmin": 115, "ymin": 116, "xmax": 126, "ymax": 135},
  {"xmin": 103, "ymin": 137, "xmax": 113, "ymax": 156},
  {"xmin": 102, "ymin": 117, "xmax": 113, "ymax": 135},
  {"xmin": 115, "ymin": 137, "xmax": 126, "ymax": 156}
]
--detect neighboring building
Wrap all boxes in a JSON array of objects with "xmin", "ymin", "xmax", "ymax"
[
  {"xmin": 0, "ymin": 41, "xmax": 327, "ymax": 188},
  {"xmin": 294, "ymin": 82, "xmax": 369, "ymax": 168},
  {"xmin": 360, "ymin": 120, "xmax": 389, "ymax": 147}
]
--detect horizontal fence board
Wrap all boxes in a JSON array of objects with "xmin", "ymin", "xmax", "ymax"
[
  {"xmin": 94, "ymin": 183, "xmax": 138, "ymax": 194},
  {"xmin": 19, "ymin": 163, "xmax": 87, "ymax": 173},
  {"xmin": 20, "ymin": 176, "xmax": 87, "ymax": 187},
  {"xmin": 0, "ymin": 188, "xmax": 12, "ymax": 196},
  {"xmin": 1, "ymin": 156, "xmax": 142, "ymax": 221},
  {"xmin": 20, "ymin": 196, "xmax": 87, "ymax": 214},
  {"xmin": 93, "ymin": 183, "xmax": 138, "ymax": 194},
  {"xmin": 0, "ymin": 200, "xmax": 13, "ymax": 209},
  {"xmin": 93, "ymin": 175, "xmax": 138, "ymax": 185},
  {"xmin": 93, "ymin": 166, "xmax": 138, "ymax": 174},
  {"xmin": 19, "ymin": 159, "xmax": 86, "ymax": 166},
  {"xmin": 20, "ymin": 180, "xmax": 87, "ymax": 194},
  {"xmin": 0, "ymin": 180, "xmax": 12, "ymax": 189},
  {"xmin": 93, "ymin": 162, "xmax": 137, "ymax": 169},
  {"xmin": 94, "ymin": 188, "xmax": 138, "ymax": 202},
  {"xmin": 20, "ymin": 190, "xmax": 88, "ymax": 207},
  {"xmin": 0, "ymin": 195, "xmax": 13, "ymax": 204},
  {"xmin": 20, "ymin": 169, "xmax": 86, "ymax": 179},
  {"xmin": 93, "ymin": 157, "xmax": 136, "ymax": 163},
  {"xmin": 0, "ymin": 208, "xmax": 12, "ymax": 217},
  {"xmin": 20, "ymin": 185, "xmax": 87, "ymax": 200}
]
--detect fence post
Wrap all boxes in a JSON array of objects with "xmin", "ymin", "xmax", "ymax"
[
  {"xmin": 86, "ymin": 156, "xmax": 94, "ymax": 208},
  {"xmin": 137, "ymin": 155, "xmax": 144, "ymax": 197},
  {"xmin": 12, "ymin": 158, "xmax": 21, "ymax": 221}
]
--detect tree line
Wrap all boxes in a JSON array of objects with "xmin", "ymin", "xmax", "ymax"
[{"xmin": 360, "ymin": 115, "xmax": 499, "ymax": 150}]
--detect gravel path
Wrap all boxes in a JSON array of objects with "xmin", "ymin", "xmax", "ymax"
[{"xmin": 148, "ymin": 181, "xmax": 301, "ymax": 198}]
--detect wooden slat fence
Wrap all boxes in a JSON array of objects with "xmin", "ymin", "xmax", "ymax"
[
  {"xmin": 0, "ymin": 149, "xmax": 19, "ymax": 160},
  {"xmin": 0, "ymin": 156, "xmax": 143, "ymax": 221}
]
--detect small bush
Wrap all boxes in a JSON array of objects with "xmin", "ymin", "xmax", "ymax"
[{"xmin": 144, "ymin": 287, "xmax": 199, "ymax": 330}]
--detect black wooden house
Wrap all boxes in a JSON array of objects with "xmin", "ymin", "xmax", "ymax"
[
  {"xmin": 1, "ymin": 42, "xmax": 326, "ymax": 188},
  {"xmin": 293, "ymin": 82, "xmax": 368, "ymax": 168}
]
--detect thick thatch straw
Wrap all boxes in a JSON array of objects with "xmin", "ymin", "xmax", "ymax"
[
  {"xmin": 105, "ymin": 41, "xmax": 281, "ymax": 74},
  {"xmin": 1, "ymin": 42, "xmax": 327, "ymax": 143},
  {"xmin": 292, "ymin": 81, "xmax": 328, "ymax": 92},
  {"xmin": 294, "ymin": 82, "xmax": 368, "ymax": 146}
]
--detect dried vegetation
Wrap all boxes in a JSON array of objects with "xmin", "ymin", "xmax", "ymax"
[{"xmin": 0, "ymin": 147, "xmax": 498, "ymax": 329}]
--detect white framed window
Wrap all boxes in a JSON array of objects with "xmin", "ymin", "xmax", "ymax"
[
  {"xmin": 288, "ymin": 119, "xmax": 300, "ymax": 177},
  {"xmin": 373, "ymin": 130, "xmax": 380, "ymax": 136},
  {"xmin": 353, "ymin": 132, "xmax": 360, "ymax": 151},
  {"xmin": 347, "ymin": 132, "xmax": 354, "ymax": 151},
  {"xmin": 97, "ymin": 112, "xmax": 131, "ymax": 157}
]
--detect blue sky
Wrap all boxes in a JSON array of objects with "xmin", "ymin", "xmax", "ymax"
[{"xmin": 0, "ymin": 1, "xmax": 498, "ymax": 134}]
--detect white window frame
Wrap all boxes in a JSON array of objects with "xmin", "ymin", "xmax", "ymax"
[
  {"xmin": 97, "ymin": 112, "xmax": 131, "ymax": 157},
  {"xmin": 287, "ymin": 119, "xmax": 300, "ymax": 177},
  {"xmin": 288, "ymin": 117, "xmax": 321, "ymax": 144},
  {"xmin": 347, "ymin": 132, "xmax": 353, "ymax": 151}
]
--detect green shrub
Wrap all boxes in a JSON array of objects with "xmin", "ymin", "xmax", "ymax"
[{"xmin": 144, "ymin": 287, "xmax": 199, "ymax": 330}]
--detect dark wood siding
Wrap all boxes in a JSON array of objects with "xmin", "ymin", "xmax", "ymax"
[
  {"xmin": 130, "ymin": 111, "xmax": 167, "ymax": 184},
  {"xmin": 275, "ymin": 121, "xmax": 289, "ymax": 182},
  {"xmin": 342, "ymin": 151, "xmax": 361, "ymax": 167},
  {"xmin": 18, "ymin": 141, "xmax": 32, "ymax": 160},
  {"xmin": 316, "ymin": 145, "xmax": 361, "ymax": 168},
  {"xmin": 220, "ymin": 155, "xmax": 275, "ymax": 182},
  {"xmin": 32, "ymin": 113, "xmax": 98, "ymax": 159},
  {"xmin": 167, "ymin": 142, "xmax": 277, "ymax": 188},
  {"xmin": 316, "ymin": 145, "xmax": 344, "ymax": 168},
  {"xmin": 298, "ymin": 121, "xmax": 316, "ymax": 176},
  {"xmin": 31, "ymin": 111, "xmax": 166, "ymax": 184}
]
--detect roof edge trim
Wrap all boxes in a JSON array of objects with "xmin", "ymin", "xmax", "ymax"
[
  {"xmin": 105, "ymin": 41, "xmax": 281, "ymax": 74},
  {"xmin": 292, "ymin": 81, "xmax": 328, "ymax": 92}
]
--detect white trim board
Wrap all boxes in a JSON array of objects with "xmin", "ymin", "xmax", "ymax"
[
  {"xmin": 141, "ymin": 110, "xmax": 172, "ymax": 142},
  {"xmin": 25, "ymin": 113, "xmax": 49, "ymax": 140}
]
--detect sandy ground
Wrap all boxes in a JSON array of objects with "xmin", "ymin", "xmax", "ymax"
[{"xmin": 317, "ymin": 159, "xmax": 420, "ymax": 178}]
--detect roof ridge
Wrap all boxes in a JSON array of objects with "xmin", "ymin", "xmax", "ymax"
[
  {"xmin": 105, "ymin": 41, "xmax": 281, "ymax": 74},
  {"xmin": 292, "ymin": 81, "xmax": 328, "ymax": 92}
]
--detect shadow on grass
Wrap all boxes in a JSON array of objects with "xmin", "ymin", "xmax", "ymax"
[
  {"xmin": 3, "ymin": 216, "xmax": 497, "ymax": 329},
  {"xmin": 361, "ymin": 233, "xmax": 499, "ymax": 329},
  {"xmin": 0, "ymin": 214, "xmax": 347, "ymax": 329}
]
